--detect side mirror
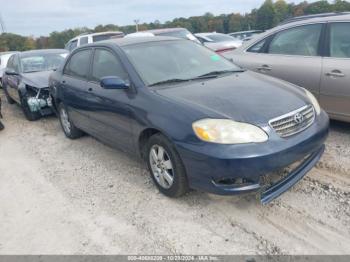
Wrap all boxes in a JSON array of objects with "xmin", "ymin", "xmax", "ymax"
[
  {"xmin": 5, "ymin": 69, "xmax": 19, "ymax": 76},
  {"xmin": 100, "ymin": 76, "xmax": 129, "ymax": 89}
]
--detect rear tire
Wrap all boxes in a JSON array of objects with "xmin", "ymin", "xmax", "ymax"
[
  {"xmin": 145, "ymin": 133, "xmax": 189, "ymax": 197},
  {"xmin": 19, "ymin": 92, "xmax": 41, "ymax": 121},
  {"xmin": 58, "ymin": 103, "xmax": 83, "ymax": 139},
  {"xmin": 3, "ymin": 84, "xmax": 15, "ymax": 104}
]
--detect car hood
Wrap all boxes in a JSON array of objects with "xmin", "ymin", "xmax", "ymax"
[
  {"xmin": 154, "ymin": 71, "xmax": 309, "ymax": 125},
  {"xmin": 22, "ymin": 71, "xmax": 52, "ymax": 88}
]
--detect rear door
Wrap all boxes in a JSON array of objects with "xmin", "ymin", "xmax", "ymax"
[
  {"xmin": 320, "ymin": 22, "xmax": 350, "ymax": 121},
  {"xmin": 234, "ymin": 24, "xmax": 324, "ymax": 96},
  {"xmin": 61, "ymin": 48, "xmax": 93, "ymax": 131}
]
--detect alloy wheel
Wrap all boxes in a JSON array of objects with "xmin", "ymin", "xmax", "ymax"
[{"xmin": 149, "ymin": 144, "xmax": 174, "ymax": 189}]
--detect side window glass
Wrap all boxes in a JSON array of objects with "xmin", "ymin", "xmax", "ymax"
[
  {"xmin": 91, "ymin": 49, "xmax": 128, "ymax": 82},
  {"xmin": 247, "ymin": 39, "xmax": 267, "ymax": 53},
  {"xmin": 64, "ymin": 49, "xmax": 92, "ymax": 79},
  {"xmin": 330, "ymin": 23, "xmax": 350, "ymax": 58},
  {"xmin": 6, "ymin": 56, "xmax": 14, "ymax": 70},
  {"xmin": 70, "ymin": 40, "xmax": 78, "ymax": 51},
  {"xmin": 12, "ymin": 56, "xmax": 20, "ymax": 73},
  {"xmin": 80, "ymin": 37, "xmax": 89, "ymax": 46},
  {"xmin": 268, "ymin": 24, "xmax": 322, "ymax": 56}
]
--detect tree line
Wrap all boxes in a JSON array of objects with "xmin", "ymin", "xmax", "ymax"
[{"xmin": 1, "ymin": 0, "xmax": 350, "ymax": 51}]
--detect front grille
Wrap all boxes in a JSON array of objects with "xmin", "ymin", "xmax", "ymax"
[{"xmin": 269, "ymin": 105, "xmax": 315, "ymax": 138}]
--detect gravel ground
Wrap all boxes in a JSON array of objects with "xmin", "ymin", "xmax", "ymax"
[{"xmin": 0, "ymin": 89, "xmax": 349, "ymax": 255}]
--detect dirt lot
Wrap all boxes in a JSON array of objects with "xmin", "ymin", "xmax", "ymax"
[{"xmin": 0, "ymin": 89, "xmax": 349, "ymax": 255}]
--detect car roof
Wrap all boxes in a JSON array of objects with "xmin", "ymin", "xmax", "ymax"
[
  {"xmin": 229, "ymin": 30, "xmax": 263, "ymax": 34},
  {"xmin": 69, "ymin": 31, "xmax": 124, "ymax": 42},
  {"xmin": 143, "ymin": 28, "xmax": 187, "ymax": 34},
  {"xmin": 195, "ymin": 32, "xmax": 224, "ymax": 37},
  {"xmin": 276, "ymin": 12, "xmax": 350, "ymax": 30},
  {"xmin": 85, "ymin": 36, "xmax": 183, "ymax": 48},
  {"xmin": 19, "ymin": 49, "xmax": 68, "ymax": 57},
  {"xmin": 280, "ymin": 12, "xmax": 350, "ymax": 26}
]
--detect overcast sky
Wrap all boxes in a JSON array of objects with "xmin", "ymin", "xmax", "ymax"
[{"xmin": 1, "ymin": 0, "xmax": 316, "ymax": 36}]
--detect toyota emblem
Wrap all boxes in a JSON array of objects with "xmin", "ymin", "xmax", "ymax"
[{"xmin": 294, "ymin": 113, "xmax": 304, "ymax": 124}]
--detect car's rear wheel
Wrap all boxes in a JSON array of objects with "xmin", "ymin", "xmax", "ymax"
[
  {"xmin": 58, "ymin": 103, "xmax": 83, "ymax": 139},
  {"xmin": 3, "ymin": 84, "xmax": 15, "ymax": 104},
  {"xmin": 19, "ymin": 92, "xmax": 41, "ymax": 121},
  {"xmin": 145, "ymin": 133, "xmax": 189, "ymax": 197}
]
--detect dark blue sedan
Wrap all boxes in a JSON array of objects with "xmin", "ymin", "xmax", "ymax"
[{"xmin": 49, "ymin": 37, "xmax": 329, "ymax": 204}]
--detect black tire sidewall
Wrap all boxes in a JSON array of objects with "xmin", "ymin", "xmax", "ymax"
[
  {"xmin": 3, "ymin": 84, "xmax": 15, "ymax": 104},
  {"xmin": 145, "ymin": 134, "xmax": 189, "ymax": 197},
  {"xmin": 58, "ymin": 103, "xmax": 83, "ymax": 139}
]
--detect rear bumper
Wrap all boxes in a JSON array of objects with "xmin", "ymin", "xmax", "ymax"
[{"xmin": 176, "ymin": 111, "xmax": 329, "ymax": 204}]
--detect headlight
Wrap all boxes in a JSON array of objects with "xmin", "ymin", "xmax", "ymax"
[
  {"xmin": 192, "ymin": 119, "xmax": 268, "ymax": 144},
  {"xmin": 304, "ymin": 89, "xmax": 321, "ymax": 115}
]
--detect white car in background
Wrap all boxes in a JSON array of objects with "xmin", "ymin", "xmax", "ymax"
[
  {"xmin": 195, "ymin": 32, "xmax": 243, "ymax": 54},
  {"xmin": 126, "ymin": 28, "xmax": 201, "ymax": 44},
  {"xmin": 0, "ymin": 51, "xmax": 18, "ymax": 87},
  {"xmin": 65, "ymin": 31, "xmax": 124, "ymax": 52}
]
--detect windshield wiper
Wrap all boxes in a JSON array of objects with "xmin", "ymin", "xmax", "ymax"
[
  {"xmin": 149, "ymin": 78, "xmax": 190, "ymax": 87},
  {"xmin": 193, "ymin": 69, "xmax": 245, "ymax": 80}
]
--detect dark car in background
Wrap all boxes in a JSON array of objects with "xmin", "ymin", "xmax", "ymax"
[
  {"xmin": 49, "ymin": 37, "xmax": 328, "ymax": 204},
  {"xmin": 224, "ymin": 13, "xmax": 350, "ymax": 122},
  {"xmin": 2, "ymin": 49, "xmax": 68, "ymax": 121}
]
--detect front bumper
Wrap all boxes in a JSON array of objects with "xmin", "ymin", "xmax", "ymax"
[{"xmin": 176, "ymin": 111, "xmax": 329, "ymax": 204}]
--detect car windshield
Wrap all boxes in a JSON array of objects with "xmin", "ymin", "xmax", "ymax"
[
  {"xmin": 122, "ymin": 40, "xmax": 241, "ymax": 86},
  {"xmin": 21, "ymin": 52, "xmax": 68, "ymax": 73},
  {"xmin": 207, "ymin": 34, "xmax": 236, "ymax": 42}
]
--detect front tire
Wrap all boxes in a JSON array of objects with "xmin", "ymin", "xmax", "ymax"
[
  {"xmin": 3, "ymin": 84, "xmax": 15, "ymax": 104},
  {"xmin": 145, "ymin": 133, "xmax": 189, "ymax": 197},
  {"xmin": 58, "ymin": 103, "xmax": 83, "ymax": 139}
]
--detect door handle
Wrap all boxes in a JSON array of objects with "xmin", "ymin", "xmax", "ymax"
[
  {"xmin": 88, "ymin": 87, "xmax": 93, "ymax": 92},
  {"xmin": 326, "ymin": 70, "xmax": 345, "ymax": 78},
  {"xmin": 257, "ymin": 65, "xmax": 272, "ymax": 71},
  {"xmin": 62, "ymin": 80, "xmax": 66, "ymax": 84}
]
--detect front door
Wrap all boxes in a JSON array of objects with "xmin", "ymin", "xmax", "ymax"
[
  {"xmin": 84, "ymin": 48, "xmax": 134, "ymax": 152},
  {"xmin": 320, "ymin": 22, "xmax": 350, "ymax": 122},
  {"xmin": 236, "ymin": 24, "xmax": 324, "ymax": 96}
]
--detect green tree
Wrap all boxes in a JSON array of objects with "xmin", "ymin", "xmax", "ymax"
[
  {"xmin": 274, "ymin": 0, "xmax": 290, "ymax": 23},
  {"xmin": 257, "ymin": 0, "xmax": 276, "ymax": 30}
]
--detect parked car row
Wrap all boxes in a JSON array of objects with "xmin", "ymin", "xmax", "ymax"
[{"xmin": 3, "ymin": 12, "xmax": 349, "ymax": 204}]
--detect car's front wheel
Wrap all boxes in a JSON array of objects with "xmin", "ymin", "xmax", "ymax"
[
  {"xmin": 3, "ymin": 84, "xmax": 15, "ymax": 104},
  {"xmin": 58, "ymin": 103, "xmax": 83, "ymax": 139},
  {"xmin": 145, "ymin": 133, "xmax": 189, "ymax": 197}
]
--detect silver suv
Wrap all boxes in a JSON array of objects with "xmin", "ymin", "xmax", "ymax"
[{"xmin": 224, "ymin": 13, "xmax": 350, "ymax": 122}]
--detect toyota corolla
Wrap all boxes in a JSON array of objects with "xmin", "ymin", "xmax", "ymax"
[{"xmin": 49, "ymin": 37, "xmax": 329, "ymax": 204}]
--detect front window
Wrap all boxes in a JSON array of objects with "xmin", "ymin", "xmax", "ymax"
[
  {"xmin": 268, "ymin": 24, "xmax": 322, "ymax": 56},
  {"xmin": 122, "ymin": 40, "xmax": 241, "ymax": 86},
  {"xmin": 206, "ymin": 34, "xmax": 236, "ymax": 42},
  {"xmin": 20, "ymin": 52, "xmax": 68, "ymax": 73}
]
